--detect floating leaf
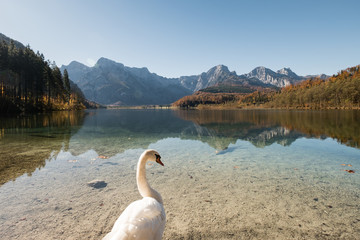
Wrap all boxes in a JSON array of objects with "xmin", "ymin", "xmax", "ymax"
[
  {"xmin": 98, "ymin": 156, "xmax": 109, "ymax": 159},
  {"xmin": 348, "ymin": 164, "xmax": 352, "ymax": 167},
  {"xmin": 234, "ymin": 166, "xmax": 239, "ymax": 169},
  {"xmin": 341, "ymin": 164, "xmax": 346, "ymax": 166},
  {"xmin": 344, "ymin": 170, "xmax": 355, "ymax": 173}
]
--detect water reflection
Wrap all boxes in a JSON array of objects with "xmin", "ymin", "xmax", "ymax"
[
  {"xmin": 176, "ymin": 110, "xmax": 303, "ymax": 149},
  {"xmin": 1, "ymin": 109, "xmax": 359, "ymax": 186},
  {"xmin": 175, "ymin": 110, "xmax": 360, "ymax": 148},
  {"xmin": 66, "ymin": 109, "xmax": 191, "ymax": 156},
  {"xmin": 0, "ymin": 111, "xmax": 85, "ymax": 185}
]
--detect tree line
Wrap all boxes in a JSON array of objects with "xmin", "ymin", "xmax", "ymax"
[
  {"xmin": 172, "ymin": 92, "xmax": 244, "ymax": 108},
  {"xmin": 267, "ymin": 66, "xmax": 360, "ymax": 109},
  {"xmin": 173, "ymin": 65, "xmax": 360, "ymax": 109},
  {"xmin": 172, "ymin": 89, "xmax": 273, "ymax": 108},
  {"xmin": 0, "ymin": 40, "xmax": 87, "ymax": 114}
]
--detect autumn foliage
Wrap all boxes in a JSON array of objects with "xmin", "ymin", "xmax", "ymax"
[
  {"xmin": 268, "ymin": 66, "xmax": 360, "ymax": 109},
  {"xmin": 173, "ymin": 89, "xmax": 275, "ymax": 108},
  {"xmin": 172, "ymin": 92, "xmax": 244, "ymax": 108}
]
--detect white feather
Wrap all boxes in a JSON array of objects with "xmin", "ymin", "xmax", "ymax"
[{"xmin": 103, "ymin": 197, "xmax": 165, "ymax": 240}]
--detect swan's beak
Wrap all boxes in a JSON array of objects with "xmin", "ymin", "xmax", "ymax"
[{"xmin": 155, "ymin": 155, "xmax": 164, "ymax": 166}]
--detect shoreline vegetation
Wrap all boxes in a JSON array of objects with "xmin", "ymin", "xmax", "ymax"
[{"xmin": 172, "ymin": 65, "xmax": 360, "ymax": 110}]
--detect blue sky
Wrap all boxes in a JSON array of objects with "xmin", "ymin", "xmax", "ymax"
[{"xmin": 1, "ymin": 0, "xmax": 359, "ymax": 77}]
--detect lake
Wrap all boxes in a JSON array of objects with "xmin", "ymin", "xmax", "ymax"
[{"xmin": 0, "ymin": 109, "xmax": 359, "ymax": 239}]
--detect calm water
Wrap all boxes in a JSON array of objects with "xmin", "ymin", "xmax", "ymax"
[{"xmin": 0, "ymin": 109, "xmax": 359, "ymax": 239}]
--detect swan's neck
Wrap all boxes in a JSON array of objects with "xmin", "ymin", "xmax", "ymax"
[{"xmin": 136, "ymin": 155, "xmax": 163, "ymax": 204}]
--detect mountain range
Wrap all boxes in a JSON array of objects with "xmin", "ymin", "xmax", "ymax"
[
  {"xmin": 61, "ymin": 58, "xmax": 328, "ymax": 106},
  {"xmin": 61, "ymin": 58, "xmax": 191, "ymax": 106}
]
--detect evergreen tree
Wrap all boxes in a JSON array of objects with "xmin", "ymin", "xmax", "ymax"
[{"xmin": 63, "ymin": 69, "xmax": 71, "ymax": 102}]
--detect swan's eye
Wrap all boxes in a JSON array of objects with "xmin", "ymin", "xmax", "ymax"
[{"xmin": 155, "ymin": 154, "xmax": 160, "ymax": 160}]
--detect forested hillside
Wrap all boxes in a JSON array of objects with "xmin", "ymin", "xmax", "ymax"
[
  {"xmin": 267, "ymin": 66, "xmax": 360, "ymax": 109},
  {"xmin": 173, "ymin": 92, "xmax": 244, "ymax": 108},
  {"xmin": 0, "ymin": 39, "xmax": 89, "ymax": 114},
  {"xmin": 173, "ymin": 65, "xmax": 360, "ymax": 109}
]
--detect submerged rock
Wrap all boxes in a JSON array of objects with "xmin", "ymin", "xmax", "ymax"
[{"xmin": 87, "ymin": 180, "xmax": 107, "ymax": 189}]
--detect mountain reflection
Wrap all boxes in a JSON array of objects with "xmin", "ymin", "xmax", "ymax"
[
  {"xmin": 66, "ymin": 109, "xmax": 192, "ymax": 156},
  {"xmin": 0, "ymin": 111, "xmax": 85, "ymax": 185},
  {"xmin": 175, "ymin": 109, "xmax": 360, "ymax": 149},
  {"xmin": 1, "ymin": 109, "xmax": 359, "ymax": 186},
  {"xmin": 69, "ymin": 109, "xmax": 359, "ymax": 155}
]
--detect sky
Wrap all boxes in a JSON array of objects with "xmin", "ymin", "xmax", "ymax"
[{"xmin": 1, "ymin": 0, "xmax": 359, "ymax": 78}]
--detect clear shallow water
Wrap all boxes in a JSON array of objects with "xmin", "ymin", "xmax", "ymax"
[{"xmin": 0, "ymin": 109, "xmax": 359, "ymax": 239}]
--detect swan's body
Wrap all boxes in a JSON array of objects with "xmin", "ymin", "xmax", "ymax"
[{"xmin": 103, "ymin": 150, "xmax": 166, "ymax": 240}]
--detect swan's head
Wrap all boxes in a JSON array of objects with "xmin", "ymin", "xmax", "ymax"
[{"xmin": 143, "ymin": 149, "xmax": 164, "ymax": 166}]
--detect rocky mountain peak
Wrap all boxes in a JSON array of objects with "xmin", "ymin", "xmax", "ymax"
[
  {"xmin": 243, "ymin": 66, "xmax": 303, "ymax": 88},
  {"xmin": 277, "ymin": 67, "xmax": 299, "ymax": 79},
  {"xmin": 206, "ymin": 64, "xmax": 231, "ymax": 77},
  {"xmin": 277, "ymin": 67, "xmax": 292, "ymax": 74},
  {"xmin": 254, "ymin": 66, "xmax": 267, "ymax": 71},
  {"xmin": 215, "ymin": 64, "xmax": 230, "ymax": 72},
  {"xmin": 67, "ymin": 60, "xmax": 89, "ymax": 69},
  {"xmin": 247, "ymin": 67, "xmax": 275, "ymax": 81},
  {"xmin": 188, "ymin": 64, "xmax": 235, "ymax": 92},
  {"xmin": 95, "ymin": 57, "xmax": 124, "ymax": 69}
]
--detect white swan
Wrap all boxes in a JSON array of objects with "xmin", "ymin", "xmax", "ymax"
[{"xmin": 102, "ymin": 149, "xmax": 166, "ymax": 240}]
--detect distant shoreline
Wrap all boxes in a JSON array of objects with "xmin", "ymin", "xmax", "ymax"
[
  {"xmin": 106, "ymin": 105, "xmax": 173, "ymax": 110},
  {"xmin": 102, "ymin": 105, "xmax": 360, "ymax": 111}
]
